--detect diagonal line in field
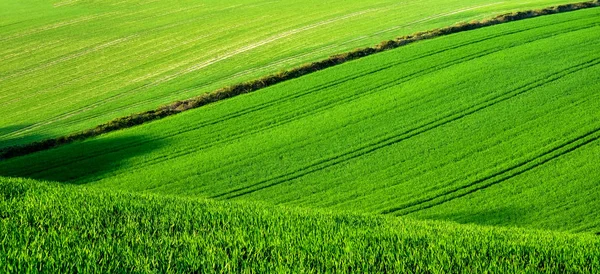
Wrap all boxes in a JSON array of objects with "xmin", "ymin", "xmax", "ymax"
[
  {"xmin": 383, "ymin": 125, "xmax": 600, "ymax": 216},
  {"xmin": 54, "ymin": 14, "xmax": 599, "ymax": 144},
  {"xmin": 211, "ymin": 59, "xmax": 600, "ymax": 200}
]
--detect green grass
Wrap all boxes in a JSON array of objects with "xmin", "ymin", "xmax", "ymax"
[
  {"xmin": 0, "ymin": 0, "xmax": 584, "ymax": 148},
  {"xmin": 1, "ymin": 8, "xmax": 599, "ymax": 234},
  {"xmin": 2, "ymin": 176, "xmax": 600, "ymax": 273}
]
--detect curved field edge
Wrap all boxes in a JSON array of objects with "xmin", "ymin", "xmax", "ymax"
[
  {"xmin": 0, "ymin": 0, "xmax": 586, "ymax": 150},
  {"xmin": 1, "ymin": 177, "xmax": 599, "ymax": 273},
  {"xmin": 1, "ymin": 0, "xmax": 598, "ymax": 160}
]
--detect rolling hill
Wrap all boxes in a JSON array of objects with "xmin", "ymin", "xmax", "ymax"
[
  {"xmin": 1, "ymin": 7, "xmax": 599, "ymax": 233},
  {"xmin": 0, "ymin": 0, "xmax": 585, "ymax": 148},
  {"xmin": 2, "ymin": 176, "xmax": 599, "ymax": 272},
  {"xmin": 2, "ymin": 1, "xmax": 600, "ymax": 272}
]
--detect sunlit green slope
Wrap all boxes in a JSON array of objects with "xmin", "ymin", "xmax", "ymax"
[
  {"xmin": 1, "ymin": 177, "xmax": 599, "ymax": 272},
  {"xmin": 0, "ymin": 0, "xmax": 582, "ymax": 148},
  {"xmin": 1, "ymin": 8, "xmax": 600, "ymax": 232}
]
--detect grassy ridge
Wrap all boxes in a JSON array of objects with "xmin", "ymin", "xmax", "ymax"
[
  {"xmin": 1, "ymin": 8, "xmax": 599, "ymax": 232},
  {"xmin": 2, "ymin": 0, "xmax": 599, "ymax": 160},
  {"xmin": 1, "ymin": 176, "xmax": 599, "ymax": 273},
  {"xmin": 0, "ymin": 0, "xmax": 586, "ymax": 148}
]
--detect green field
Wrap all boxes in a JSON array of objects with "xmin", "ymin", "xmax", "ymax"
[
  {"xmin": 2, "ymin": 7, "xmax": 599, "ymax": 233},
  {"xmin": 0, "ymin": 0, "xmax": 583, "ymax": 149},
  {"xmin": 3, "ymin": 1, "xmax": 600, "ymax": 272},
  {"xmin": 2, "ymin": 177, "xmax": 600, "ymax": 272}
]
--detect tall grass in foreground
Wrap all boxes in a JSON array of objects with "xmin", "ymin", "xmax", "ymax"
[{"xmin": 1, "ymin": 177, "xmax": 599, "ymax": 273}]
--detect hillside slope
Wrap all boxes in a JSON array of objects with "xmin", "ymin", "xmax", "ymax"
[
  {"xmin": 0, "ymin": 0, "xmax": 584, "ymax": 148},
  {"xmin": 1, "ymin": 8, "xmax": 599, "ymax": 232},
  {"xmin": 1, "ymin": 177, "xmax": 599, "ymax": 272}
]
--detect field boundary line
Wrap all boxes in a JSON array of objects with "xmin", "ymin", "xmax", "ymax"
[{"xmin": 1, "ymin": 0, "xmax": 599, "ymax": 160}]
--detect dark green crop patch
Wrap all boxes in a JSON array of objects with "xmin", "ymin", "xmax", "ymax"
[{"xmin": 1, "ymin": 177, "xmax": 599, "ymax": 273}]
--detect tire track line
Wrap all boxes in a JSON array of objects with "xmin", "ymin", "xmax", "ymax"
[
  {"xmin": 0, "ymin": 36, "xmax": 137, "ymax": 82},
  {"xmin": 0, "ymin": 23, "xmax": 487, "ymax": 141},
  {"xmin": 31, "ymin": 44, "xmax": 510, "ymax": 177},
  {"xmin": 135, "ymin": 18, "xmax": 600, "ymax": 141},
  {"xmin": 145, "ymin": 8, "xmax": 383, "ymax": 88},
  {"xmin": 0, "ymin": 14, "xmax": 112, "ymax": 42},
  {"xmin": 2, "ymin": 18, "xmax": 595, "ymax": 182},
  {"xmin": 384, "ymin": 125, "xmax": 600, "ymax": 216},
  {"xmin": 178, "ymin": 37, "xmax": 596, "ymax": 187},
  {"xmin": 326, "ymin": 92, "xmax": 598, "ymax": 210},
  {"xmin": 0, "ymin": 5, "xmax": 238, "ymax": 107},
  {"xmin": 4, "ymin": 13, "xmax": 595, "ymax": 143},
  {"xmin": 208, "ymin": 2, "xmax": 505, "ymax": 82},
  {"xmin": 101, "ymin": 11, "xmax": 592, "ymax": 121},
  {"xmin": 0, "ymin": 35, "xmax": 180, "ymax": 105},
  {"xmin": 371, "ymin": 2, "xmax": 506, "ymax": 37},
  {"xmin": 211, "ymin": 59, "xmax": 600, "ymax": 200},
  {"xmin": 31, "ymin": 20, "xmax": 555, "ymax": 139},
  {"xmin": 0, "ymin": 20, "xmax": 260, "ymax": 137},
  {"xmin": 0, "ymin": 18, "xmax": 221, "ymax": 107}
]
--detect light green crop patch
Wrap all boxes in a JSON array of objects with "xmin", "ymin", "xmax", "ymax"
[{"xmin": 0, "ymin": 0, "xmax": 581, "ymax": 148}]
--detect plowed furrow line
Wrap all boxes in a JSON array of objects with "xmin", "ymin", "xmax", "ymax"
[
  {"xmin": 0, "ymin": 36, "xmax": 136, "ymax": 82},
  {"xmin": 63, "ymin": 37, "xmax": 600, "ymax": 182}
]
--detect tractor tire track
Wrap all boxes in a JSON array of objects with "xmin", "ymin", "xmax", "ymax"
[
  {"xmin": 1, "ymin": 40, "xmax": 515, "ymax": 178},
  {"xmin": 218, "ymin": 2, "xmax": 508, "ymax": 82},
  {"xmin": 210, "ymin": 58, "xmax": 600, "ymax": 200},
  {"xmin": 0, "ymin": 36, "xmax": 137, "ymax": 82},
  {"xmin": 371, "ymin": 2, "xmax": 506, "ymax": 38},
  {"xmin": 326, "ymin": 92, "xmax": 599, "ymax": 210},
  {"xmin": 0, "ymin": 22, "xmax": 493, "ymax": 141},
  {"xmin": 4, "ymin": 12, "xmax": 595, "ymax": 144},
  {"xmin": 0, "ymin": 16, "xmax": 263, "ymax": 135},
  {"xmin": 383, "ymin": 125, "xmax": 600, "ymax": 216}
]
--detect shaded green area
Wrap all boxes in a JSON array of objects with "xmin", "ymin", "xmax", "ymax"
[
  {"xmin": 1, "ymin": 177, "xmax": 599, "ymax": 273},
  {"xmin": 2, "ymin": 8, "xmax": 599, "ymax": 232},
  {"xmin": 0, "ymin": 0, "xmax": 582, "ymax": 148},
  {"xmin": 0, "ymin": 135, "xmax": 164, "ymax": 183},
  {"xmin": 0, "ymin": 125, "xmax": 46, "ymax": 150}
]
